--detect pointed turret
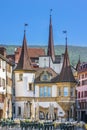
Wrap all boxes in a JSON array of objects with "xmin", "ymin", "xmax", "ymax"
[
  {"xmin": 47, "ymin": 15, "xmax": 55, "ymax": 62},
  {"xmin": 76, "ymin": 55, "xmax": 81, "ymax": 71},
  {"xmin": 15, "ymin": 31, "xmax": 33, "ymax": 71},
  {"xmin": 59, "ymin": 37, "xmax": 76, "ymax": 82}
]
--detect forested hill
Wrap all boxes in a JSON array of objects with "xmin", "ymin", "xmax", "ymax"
[{"xmin": 1, "ymin": 44, "xmax": 87, "ymax": 66}]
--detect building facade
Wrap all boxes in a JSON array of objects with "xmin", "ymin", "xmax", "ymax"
[
  {"xmin": 13, "ymin": 15, "xmax": 77, "ymax": 121},
  {"xmin": 0, "ymin": 47, "xmax": 13, "ymax": 119},
  {"xmin": 76, "ymin": 62, "xmax": 87, "ymax": 122}
]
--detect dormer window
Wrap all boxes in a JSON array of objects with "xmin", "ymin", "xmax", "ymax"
[
  {"xmin": 40, "ymin": 71, "xmax": 52, "ymax": 81},
  {"xmin": 42, "ymin": 74, "xmax": 48, "ymax": 81}
]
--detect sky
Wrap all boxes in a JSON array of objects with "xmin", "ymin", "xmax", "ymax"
[{"xmin": 0, "ymin": 0, "xmax": 87, "ymax": 46}]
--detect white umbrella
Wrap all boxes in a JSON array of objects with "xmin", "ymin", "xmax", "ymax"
[
  {"xmin": 36, "ymin": 100, "xmax": 39, "ymax": 120},
  {"xmin": 31, "ymin": 99, "xmax": 35, "ymax": 120},
  {"xmin": 48, "ymin": 103, "xmax": 54, "ymax": 120},
  {"xmin": 3, "ymin": 97, "xmax": 8, "ymax": 119},
  {"xmin": 23, "ymin": 102, "xmax": 27, "ymax": 118},
  {"xmin": 9, "ymin": 99, "xmax": 12, "ymax": 119},
  {"xmin": 52, "ymin": 104, "xmax": 54, "ymax": 120},
  {"xmin": 48, "ymin": 103, "xmax": 51, "ymax": 119}
]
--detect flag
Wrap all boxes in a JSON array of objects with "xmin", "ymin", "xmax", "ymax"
[{"xmin": 63, "ymin": 30, "xmax": 67, "ymax": 33}]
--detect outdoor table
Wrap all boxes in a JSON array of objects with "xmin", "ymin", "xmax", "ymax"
[{"xmin": 60, "ymin": 123, "xmax": 74, "ymax": 130}]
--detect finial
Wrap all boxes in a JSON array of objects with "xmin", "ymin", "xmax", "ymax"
[
  {"xmin": 50, "ymin": 9, "xmax": 52, "ymax": 16},
  {"xmin": 24, "ymin": 23, "xmax": 28, "ymax": 33}
]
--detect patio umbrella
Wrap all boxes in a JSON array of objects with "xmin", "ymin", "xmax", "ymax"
[
  {"xmin": 35, "ymin": 100, "xmax": 39, "ymax": 120},
  {"xmin": 31, "ymin": 99, "xmax": 35, "ymax": 120},
  {"xmin": 3, "ymin": 97, "xmax": 8, "ymax": 119},
  {"xmin": 48, "ymin": 103, "xmax": 54, "ymax": 120},
  {"xmin": 23, "ymin": 102, "xmax": 27, "ymax": 118},
  {"xmin": 48, "ymin": 103, "xmax": 51, "ymax": 119},
  {"xmin": 51, "ymin": 104, "xmax": 54, "ymax": 120},
  {"xmin": 9, "ymin": 99, "xmax": 12, "ymax": 119}
]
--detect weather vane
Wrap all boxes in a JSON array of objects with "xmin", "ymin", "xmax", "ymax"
[{"xmin": 24, "ymin": 23, "xmax": 28, "ymax": 32}]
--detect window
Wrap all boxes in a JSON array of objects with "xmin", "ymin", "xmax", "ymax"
[
  {"xmin": 44, "ymin": 86, "xmax": 47, "ymax": 96},
  {"xmin": 2, "ymin": 79, "xmax": 5, "ymax": 89},
  {"xmin": 41, "ymin": 71, "xmax": 51, "ymax": 81},
  {"xmin": 64, "ymin": 87, "xmax": 68, "ymax": 96},
  {"xmin": 18, "ymin": 106, "xmax": 21, "ymax": 115},
  {"xmin": 29, "ymin": 83, "xmax": 33, "ymax": 91},
  {"xmin": 40, "ymin": 87, "xmax": 43, "ymax": 97},
  {"xmin": 39, "ymin": 86, "xmax": 51, "ymax": 97},
  {"xmin": 82, "ymin": 80, "xmax": 87, "ymax": 85},
  {"xmin": 85, "ymin": 73, "xmax": 87, "ymax": 78},
  {"xmin": 70, "ymin": 87, "xmax": 74, "ymax": 97},
  {"xmin": 19, "ymin": 74, "xmax": 23, "ymax": 81},
  {"xmin": 82, "ymin": 74, "xmax": 84, "ymax": 79},
  {"xmin": 43, "ymin": 74, "xmax": 48, "ymax": 81}
]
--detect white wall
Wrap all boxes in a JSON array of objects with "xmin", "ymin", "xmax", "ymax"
[
  {"xmin": 15, "ymin": 73, "xmax": 35, "ymax": 97},
  {"xmin": 39, "ymin": 56, "xmax": 63, "ymax": 74},
  {"xmin": 15, "ymin": 101, "xmax": 24, "ymax": 118}
]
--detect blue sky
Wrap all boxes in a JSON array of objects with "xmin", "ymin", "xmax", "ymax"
[{"xmin": 0, "ymin": 0, "xmax": 87, "ymax": 46}]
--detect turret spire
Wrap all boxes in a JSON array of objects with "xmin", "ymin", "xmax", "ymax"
[
  {"xmin": 76, "ymin": 55, "xmax": 81, "ymax": 71},
  {"xmin": 47, "ymin": 9, "xmax": 55, "ymax": 62},
  {"xmin": 15, "ymin": 29, "xmax": 33, "ymax": 71},
  {"xmin": 59, "ymin": 32, "xmax": 76, "ymax": 82}
]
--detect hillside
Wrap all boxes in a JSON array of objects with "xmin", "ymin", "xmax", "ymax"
[{"xmin": 2, "ymin": 44, "xmax": 87, "ymax": 66}]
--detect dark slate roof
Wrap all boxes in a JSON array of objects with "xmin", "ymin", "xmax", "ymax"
[
  {"xmin": 15, "ymin": 31, "xmax": 33, "ymax": 71},
  {"xmin": 47, "ymin": 15, "xmax": 55, "ymax": 62},
  {"xmin": 58, "ymin": 42, "xmax": 76, "ymax": 83}
]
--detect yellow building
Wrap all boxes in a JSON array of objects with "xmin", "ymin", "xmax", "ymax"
[{"xmin": 13, "ymin": 15, "xmax": 77, "ymax": 121}]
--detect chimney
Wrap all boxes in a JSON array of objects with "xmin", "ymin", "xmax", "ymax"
[{"xmin": 0, "ymin": 47, "xmax": 6, "ymax": 57}]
